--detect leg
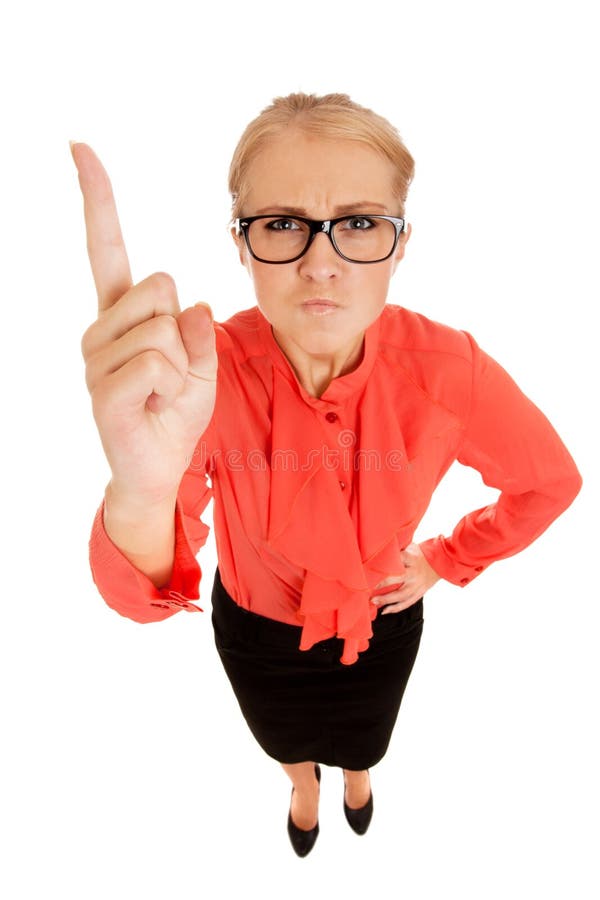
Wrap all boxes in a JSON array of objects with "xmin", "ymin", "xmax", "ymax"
[
  {"xmin": 343, "ymin": 768, "xmax": 371, "ymax": 809},
  {"xmin": 281, "ymin": 761, "xmax": 320, "ymax": 831}
]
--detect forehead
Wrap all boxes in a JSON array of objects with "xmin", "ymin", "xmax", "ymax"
[{"xmin": 243, "ymin": 131, "xmax": 397, "ymax": 213}]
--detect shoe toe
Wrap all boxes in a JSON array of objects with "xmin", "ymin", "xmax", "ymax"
[
  {"xmin": 343, "ymin": 792, "xmax": 373, "ymax": 835},
  {"xmin": 287, "ymin": 813, "xmax": 320, "ymax": 857},
  {"xmin": 287, "ymin": 763, "xmax": 321, "ymax": 857}
]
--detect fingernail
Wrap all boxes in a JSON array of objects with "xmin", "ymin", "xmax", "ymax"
[
  {"xmin": 194, "ymin": 301, "xmax": 213, "ymax": 321},
  {"xmin": 69, "ymin": 141, "xmax": 79, "ymax": 162}
]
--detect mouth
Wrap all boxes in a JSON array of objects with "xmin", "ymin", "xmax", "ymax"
[
  {"xmin": 301, "ymin": 299, "xmax": 340, "ymax": 316},
  {"xmin": 302, "ymin": 298, "xmax": 339, "ymax": 308}
]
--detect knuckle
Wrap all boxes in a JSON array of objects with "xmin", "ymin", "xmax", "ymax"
[
  {"xmin": 141, "ymin": 348, "xmax": 182, "ymax": 386},
  {"xmin": 140, "ymin": 348, "xmax": 167, "ymax": 374},
  {"xmin": 84, "ymin": 359, "xmax": 96, "ymax": 394},
  {"xmin": 149, "ymin": 271, "xmax": 177, "ymax": 301},
  {"xmin": 146, "ymin": 314, "xmax": 182, "ymax": 352},
  {"xmin": 80, "ymin": 322, "xmax": 95, "ymax": 360},
  {"xmin": 151, "ymin": 312, "xmax": 179, "ymax": 337}
]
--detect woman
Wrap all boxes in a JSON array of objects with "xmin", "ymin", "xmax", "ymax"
[{"xmin": 73, "ymin": 92, "xmax": 582, "ymax": 857}]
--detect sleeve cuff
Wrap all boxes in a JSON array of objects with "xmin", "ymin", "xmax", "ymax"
[
  {"xmin": 419, "ymin": 536, "xmax": 487, "ymax": 587},
  {"xmin": 89, "ymin": 496, "xmax": 203, "ymax": 622}
]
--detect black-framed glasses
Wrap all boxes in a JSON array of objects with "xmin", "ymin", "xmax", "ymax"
[{"xmin": 235, "ymin": 214, "xmax": 407, "ymax": 264}]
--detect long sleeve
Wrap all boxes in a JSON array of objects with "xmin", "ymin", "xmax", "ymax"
[
  {"xmin": 419, "ymin": 332, "xmax": 582, "ymax": 586},
  {"xmin": 88, "ymin": 466, "xmax": 214, "ymax": 623}
]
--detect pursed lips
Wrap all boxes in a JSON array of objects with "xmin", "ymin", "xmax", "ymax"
[
  {"xmin": 302, "ymin": 299, "xmax": 339, "ymax": 306},
  {"xmin": 300, "ymin": 300, "xmax": 342, "ymax": 316}
]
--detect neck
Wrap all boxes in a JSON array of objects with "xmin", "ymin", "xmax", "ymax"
[{"xmin": 271, "ymin": 328, "xmax": 365, "ymax": 398}]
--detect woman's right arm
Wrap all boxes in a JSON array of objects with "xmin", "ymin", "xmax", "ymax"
[{"xmin": 72, "ymin": 142, "xmax": 218, "ymax": 620}]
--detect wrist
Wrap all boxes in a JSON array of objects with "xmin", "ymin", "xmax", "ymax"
[
  {"xmin": 104, "ymin": 479, "xmax": 178, "ymax": 519},
  {"xmin": 103, "ymin": 481, "xmax": 178, "ymax": 561}
]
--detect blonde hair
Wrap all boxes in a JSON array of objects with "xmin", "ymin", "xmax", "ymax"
[{"xmin": 228, "ymin": 92, "xmax": 415, "ymax": 222}]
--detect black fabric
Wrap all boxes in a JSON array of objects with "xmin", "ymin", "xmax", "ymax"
[{"xmin": 211, "ymin": 567, "xmax": 424, "ymax": 770}]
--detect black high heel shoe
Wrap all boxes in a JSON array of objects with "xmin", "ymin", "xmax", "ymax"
[
  {"xmin": 343, "ymin": 771, "xmax": 373, "ymax": 835},
  {"xmin": 287, "ymin": 764, "xmax": 321, "ymax": 857}
]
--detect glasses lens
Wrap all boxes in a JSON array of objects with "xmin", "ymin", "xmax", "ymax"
[
  {"xmin": 333, "ymin": 216, "xmax": 397, "ymax": 262},
  {"xmin": 246, "ymin": 217, "xmax": 310, "ymax": 262}
]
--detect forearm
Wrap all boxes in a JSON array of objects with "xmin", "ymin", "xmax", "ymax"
[
  {"xmin": 420, "ymin": 471, "xmax": 582, "ymax": 586},
  {"xmin": 102, "ymin": 481, "xmax": 178, "ymax": 589}
]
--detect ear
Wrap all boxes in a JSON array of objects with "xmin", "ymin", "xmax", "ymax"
[
  {"xmin": 230, "ymin": 225, "xmax": 247, "ymax": 267},
  {"xmin": 391, "ymin": 222, "xmax": 411, "ymax": 275}
]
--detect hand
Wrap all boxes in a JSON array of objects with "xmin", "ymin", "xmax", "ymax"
[
  {"xmin": 73, "ymin": 142, "xmax": 218, "ymax": 504},
  {"xmin": 371, "ymin": 543, "xmax": 440, "ymax": 614}
]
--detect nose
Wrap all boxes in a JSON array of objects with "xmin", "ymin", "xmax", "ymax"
[{"xmin": 297, "ymin": 231, "xmax": 342, "ymax": 280}]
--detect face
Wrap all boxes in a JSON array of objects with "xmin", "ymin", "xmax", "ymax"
[{"xmin": 231, "ymin": 130, "xmax": 411, "ymax": 361}]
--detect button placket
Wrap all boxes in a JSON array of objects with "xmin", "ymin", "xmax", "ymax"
[{"xmin": 322, "ymin": 408, "xmax": 351, "ymax": 494}]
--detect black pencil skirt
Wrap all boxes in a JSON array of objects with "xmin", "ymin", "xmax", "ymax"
[{"xmin": 211, "ymin": 567, "xmax": 424, "ymax": 770}]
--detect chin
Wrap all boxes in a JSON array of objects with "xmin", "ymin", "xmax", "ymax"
[{"xmin": 296, "ymin": 326, "xmax": 352, "ymax": 349}]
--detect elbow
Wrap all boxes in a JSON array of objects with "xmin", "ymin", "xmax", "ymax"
[
  {"xmin": 565, "ymin": 468, "xmax": 583, "ymax": 507},
  {"xmin": 546, "ymin": 465, "xmax": 583, "ymax": 515},
  {"xmin": 560, "ymin": 452, "xmax": 583, "ymax": 502}
]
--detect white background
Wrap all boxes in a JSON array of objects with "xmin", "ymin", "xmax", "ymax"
[{"xmin": 1, "ymin": 0, "xmax": 598, "ymax": 897}]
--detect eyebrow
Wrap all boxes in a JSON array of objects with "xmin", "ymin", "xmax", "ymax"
[{"xmin": 252, "ymin": 201, "xmax": 390, "ymax": 216}]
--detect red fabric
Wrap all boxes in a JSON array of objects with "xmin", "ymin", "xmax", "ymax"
[{"xmin": 88, "ymin": 304, "xmax": 582, "ymax": 664}]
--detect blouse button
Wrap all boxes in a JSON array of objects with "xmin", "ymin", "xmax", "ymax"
[
  {"xmin": 475, "ymin": 566, "xmax": 484, "ymax": 573},
  {"xmin": 460, "ymin": 577, "xmax": 470, "ymax": 585},
  {"xmin": 339, "ymin": 480, "xmax": 346, "ymax": 490},
  {"xmin": 325, "ymin": 411, "xmax": 338, "ymax": 422}
]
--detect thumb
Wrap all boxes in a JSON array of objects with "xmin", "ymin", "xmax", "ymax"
[{"xmin": 177, "ymin": 302, "xmax": 218, "ymax": 382}]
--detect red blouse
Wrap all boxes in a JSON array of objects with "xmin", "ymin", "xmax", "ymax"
[{"xmin": 88, "ymin": 304, "xmax": 582, "ymax": 665}]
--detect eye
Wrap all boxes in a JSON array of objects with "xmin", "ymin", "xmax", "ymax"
[
  {"xmin": 343, "ymin": 216, "xmax": 376, "ymax": 230},
  {"xmin": 265, "ymin": 217, "xmax": 301, "ymax": 231}
]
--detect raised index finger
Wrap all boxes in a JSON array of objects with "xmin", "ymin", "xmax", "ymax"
[{"xmin": 70, "ymin": 142, "xmax": 133, "ymax": 312}]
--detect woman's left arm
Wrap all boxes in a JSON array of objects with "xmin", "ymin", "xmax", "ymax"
[
  {"xmin": 372, "ymin": 333, "xmax": 582, "ymax": 612},
  {"xmin": 418, "ymin": 333, "xmax": 582, "ymax": 589}
]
